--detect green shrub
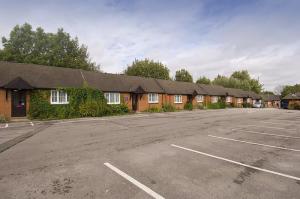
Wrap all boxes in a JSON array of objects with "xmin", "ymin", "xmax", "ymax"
[
  {"xmin": 29, "ymin": 87, "xmax": 129, "ymax": 119},
  {"xmin": 162, "ymin": 103, "xmax": 176, "ymax": 112},
  {"xmin": 184, "ymin": 102, "xmax": 193, "ymax": 111},
  {"xmin": 197, "ymin": 103, "xmax": 205, "ymax": 109},
  {"xmin": 0, "ymin": 114, "xmax": 6, "ymax": 123},
  {"xmin": 242, "ymin": 102, "xmax": 252, "ymax": 108},
  {"xmin": 226, "ymin": 103, "xmax": 235, "ymax": 108},
  {"xmin": 294, "ymin": 103, "xmax": 300, "ymax": 110},
  {"xmin": 207, "ymin": 102, "xmax": 226, "ymax": 109},
  {"xmin": 109, "ymin": 104, "xmax": 129, "ymax": 114},
  {"xmin": 146, "ymin": 107, "xmax": 161, "ymax": 113}
]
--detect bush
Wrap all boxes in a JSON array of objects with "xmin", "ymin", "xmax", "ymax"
[
  {"xmin": 197, "ymin": 103, "xmax": 205, "ymax": 109},
  {"xmin": 242, "ymin": 102, "xmax": 252, "ymax": 108},
  {"xmin": 162, "ymin": 103, "xmax": 176, "ymax": 112},
  {"xmin": 226, "ymin": 103, "xmax": 235, "ymax": 108},
  {"xmin": 109, "ymin": 104, "xmax": 129, "ymax": 114},
  {"xmin": 184, "ymin": 102, "xmax": 193, "ymax": 111},
  {"xmin": 146, "ymin": 107, "xmax": 161, "ymax": 113},
  {"xmin": 29, "ymin": 87, "xmax": 129, "ymax": 119},
  {"xmin": 207, "ymin": 102, "xmax": 226, "ymax": 109},
  {"xmin": 0, "ymin": 114, "xmax": 6, "ymax": 123}
]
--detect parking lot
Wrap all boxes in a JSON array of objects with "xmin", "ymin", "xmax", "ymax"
[{"xmin": 0, "ymin": 108, "xmax": 299, "ymax": 199}]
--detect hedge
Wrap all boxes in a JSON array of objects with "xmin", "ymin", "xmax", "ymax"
[{"xmin": 28, "ymin": 87, "xmax": 128, "ymax": 120}]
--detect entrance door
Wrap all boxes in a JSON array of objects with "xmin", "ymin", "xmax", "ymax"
[
  {"xmin": 132, "ymin": 94, "xmax": 138, "ymax": 111},
  {"xmin": 11, "ymin": 90, "xmax": 26, "ymax": 117}
]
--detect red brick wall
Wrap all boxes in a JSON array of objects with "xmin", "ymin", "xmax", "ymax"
[
  {"xmin": 121, "ymin": 93, "xmax": 132, "ymax": 111},
  {"xmin": 0, "ymin": 89, "xmax": 11, "ymax": 120},
  {"xmin": 131, "ymin": 93, "xmax": 163, "ymax": 112},
  {"xmin": 164, "ymin": 94, "xmax": 188, "ymax": 110}
]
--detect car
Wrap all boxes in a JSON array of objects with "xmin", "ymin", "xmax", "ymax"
[{"xmin": 253, "ymin": 102, "xmax": 262, "ymax": 108}]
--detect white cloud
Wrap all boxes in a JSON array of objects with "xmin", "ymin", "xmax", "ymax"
[{"xmin": 0, "ymin": 0, "xmax": 299, "ymax": 91}]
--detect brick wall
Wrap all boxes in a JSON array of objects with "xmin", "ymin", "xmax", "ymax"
[
  {"xmin": 136, "ymin": 93, "xmax": 164, "ymax": 112},
  {"xmin": 0, "ymin": 89, "xmax": 11, "ymax": 120},
  {"xmin": 121, "ymin": 93, "xmax": 132, "ymax": 111},
  {"xmin": 164, "ymin": 94, "xmax": 188, "ymax": 110}
]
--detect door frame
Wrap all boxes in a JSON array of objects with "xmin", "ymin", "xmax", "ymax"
[{"xmin": 11, "ymin": 90, "xmax": 27, "ymax": 117}]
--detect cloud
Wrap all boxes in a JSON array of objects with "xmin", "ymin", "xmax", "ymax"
[{"xmin": 0, "ymin": 0, "xmax": 299, "ymax": 90}]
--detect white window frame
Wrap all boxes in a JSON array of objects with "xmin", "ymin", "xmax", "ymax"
[
  {"xmin": 237, "ymin": 98, "xmax": 243, "ymax": 103},
  {"xmin": 196, "ymin": 95, "xmax": 204, "ymax": 102},
  {"xmin": 50, "ymin": 90, "xmax": 69, "ymax": 105},
  {"xmin": 174, "ymin": 95, "xmax": 182, "ymax": 104},
  {"xmin": 211, "ymin": 96, "xmax": 218, "ymax": 103},
  {"xmin": 226, "ymin": 96, "xmax": 232, "ymax": 103},
  {"xmin": 148, "ymin": 93, "xmax": 159, "ymax": 103},
  {"xmin": 104, "ymin": 92, "xmax": 120, "ymax": 105}
]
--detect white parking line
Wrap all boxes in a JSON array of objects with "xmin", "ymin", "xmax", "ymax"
[
  {"xmin": 53, "ymin": 118, "xmax": 107, "ymax": 125},
  {"xmin": 208, "ymin": 135, "xmax": 300, "ymax": 152},
  {"xmin": 30, "ymin": 122, "xmax": 34, "ymax": 126},
  {"xmin": 241, "ymin": 125, "xmax": 297, "ymax": 131},
  {"xmin": 104, "ymin": 162, "xmax": 165, "ymax": 199},
  {"xmin": 171, "ymin": 144, "xmax": 300, "ymax": 181},
  {"xmin": 232, "ymin": 129, "xmax": 300, "ymax": 139}
]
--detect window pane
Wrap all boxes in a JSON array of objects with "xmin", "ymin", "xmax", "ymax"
[{"xmin": 51, "ymin": 90, "xmax": 57, "ymax": 102}]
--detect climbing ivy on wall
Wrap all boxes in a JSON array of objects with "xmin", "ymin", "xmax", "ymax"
[{"xmin": 28, "ymin": 87, "xmax": 129, "ymax": 120}]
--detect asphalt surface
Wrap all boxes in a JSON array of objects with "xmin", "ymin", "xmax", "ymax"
[{"xmin": 0, "ymin": 109, "xmax": 299, "ymax": 199}]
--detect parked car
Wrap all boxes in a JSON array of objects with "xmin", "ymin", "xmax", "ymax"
[{"xmin": 253, "ymin": 101, "xmax": 262, "ymax": 108}]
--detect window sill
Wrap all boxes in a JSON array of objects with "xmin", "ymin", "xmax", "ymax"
[
  {"xmin": 174, "ymin": 102, "xmax": 183, "ymax": 104},
  {"xmin": 148, "ymin": 101, "xmax": 159, "ymax": 104},
  {"xmin": 51, "ymin": 102, "xmax": 69, "ymax": 105}
]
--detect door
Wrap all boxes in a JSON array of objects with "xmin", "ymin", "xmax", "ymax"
[
  {"xmin": 11, "ymin": 90, "xmax": 26, "ymax": 117},
  {"xmin": 132, "ymin": 94, "xmax": 138, "ymax": 111}
]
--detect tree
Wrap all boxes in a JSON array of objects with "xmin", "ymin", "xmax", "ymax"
[
  {"xmin": 212, "ymin": 70, "xmax": 263, "ymax": 93},
  {"xmin": 175, "ymin": 69, "xmax": 193, "ymax": 82},
  {"xmin": 281, "ymin": 84, "xmax": 300, "ymax": 97},
  {"xmin": 125, "ymin": 58, "xmax": 170, "ymax": 80},
  {"xmin": 196, "ymin": 76, "xmax": 211, "ymax": 84},
  {"xmin": 261, "ymin": 91, "xmax": 274, "ymax": 95},
  {"xmin": 0, "ymin": 23, "xmax": 98, "ymax": 71}
]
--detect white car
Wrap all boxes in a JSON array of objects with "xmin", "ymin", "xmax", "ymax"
[{"xmin": 253, "ymin": 102, "xmax": 262, "ymax": 108}]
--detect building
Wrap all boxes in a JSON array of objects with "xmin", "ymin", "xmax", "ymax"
[
  {"xmin": 261, "ymin": 94, "xmax": 281, "ymax": 108},
  {"xmin": 282, "ymin": 92, "xmax": 300, "ymax": 109},
  {"xmin": 0, "ymin": 62, "xmax": 264, "ymax": 120}
]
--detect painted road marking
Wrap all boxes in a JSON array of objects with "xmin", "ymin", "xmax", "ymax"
[
  {"xmin": 241, "ymin": 125, "xmax": 297, "ymax": 131},
  {"xmin": 30, "ymin": 122, "xmax": 34, "ymax": 126},
  {"xmin": 171, "ymin": 144, "xmax": 300, "ymax": 181},
  {"xmin": 53, "ymin": 118, "xmax": 107, "ymax": 125},
  {"xmin": 232, "ymin": 129, "xmax": 300, "ymax": 139},
  {"xmin": 104, "ymin": 162, "xmax": 164, "ymax": 199},
  {"xmin": 208, "ymin": 135, "xmax": 300, "ymax": 152},
  {"xmin": 0, "ymin": 123, "xmax": 8, "ymax": 129}
]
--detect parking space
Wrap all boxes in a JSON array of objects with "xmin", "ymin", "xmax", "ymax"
[{"xmin": 0, "ymin": 109, "xmax": 299, "ymax": 198}]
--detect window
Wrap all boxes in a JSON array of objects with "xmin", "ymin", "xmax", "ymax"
[
  {"xmin": 237, "ymin": 98, "xmax": 243, "ymax": 103},
  {"xmin": 104, "ymin": 93, "xmax": 120, "ymax": 104},
  {"xmin": 211, "ymin": 96, "xmax": 218, "ymax": 103},
  {"xmin": 148, "ymin": 93, "xmax": 159, "ymax": 103},
  {"xmin": 196, "ymin": 95, "xmax": 204, "ymax": 102},
  {"xmin": 247, "ymin": 98, "xmax": 251, "ymax": 103},
  {"xmin": 50, "ymin": 90, "xmax": 69, "ymax": 104},
  {"xmin": 226, "ymin": 96, "xmax": 232, "ymax": 103},
  {"xmin": 174, "ymin": 95, "xmax": 182, "ymax": 103}
]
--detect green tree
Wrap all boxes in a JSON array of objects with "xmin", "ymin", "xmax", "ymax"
[
  {"xmin": 125, "ymin": 58, "xmax": 170, "ymax": 80},
  {"xmin": 175, "ymin": 69, "xmax": 193, "ymax": 82},
  {"xmin": 212, "ymin": 70, "xmax": 263, "ymax": 93},
  {"xmin": 196, "ymin": 76, "xmax": 211, "ymax": 84},
  {"xmin": 0, "ymin": 23, "xmax": 98, "ymax": 71},
  {"xmin": 281, "ymin": 84, "xmax": 300, "ymax": 97}
]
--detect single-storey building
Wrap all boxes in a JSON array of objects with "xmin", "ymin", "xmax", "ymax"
[
  {"xmin": 282, "ymin": 92, "xmax": 300, "ymax": 109},
  {"xmin": 0, "ymin": 61, "xmax": 265, "ymax": 120},
  {"xmin": 261, "ymin": 94, "xmax": 281, "ymax": 108}
]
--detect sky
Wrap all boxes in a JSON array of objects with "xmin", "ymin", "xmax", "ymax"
[{"xmin": 0, "ymin": 0, "xmax": 299, "ymax": 91}]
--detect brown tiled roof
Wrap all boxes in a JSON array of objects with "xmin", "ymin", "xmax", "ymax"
[
  {"xmin": 197, "ymin": 84, "xmax": 227, "ymax": 96},
  {"xmin": 0, "ymin": 62, "xmax": 164, "ymax": 93},
  {"xmin": 0, "ymin": 62, "xmax": 264, "ymax": 99},
  {"xmin": 156, "ymin": 79, "xmax": 207, "ymax": 95},
  {"xmin": 261, "ymin": 94, "xmax": 281, "ymax": 101},
  {"xmin": 282, "ymin": 93, "xmax": 300, "ymax": 100}
]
